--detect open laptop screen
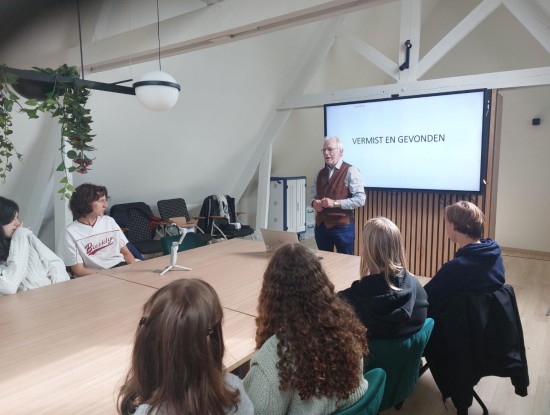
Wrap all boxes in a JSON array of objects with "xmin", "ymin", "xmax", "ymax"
[{"xmin": 260, "ymin": 228, "xmax": 299, "ymax": 252}]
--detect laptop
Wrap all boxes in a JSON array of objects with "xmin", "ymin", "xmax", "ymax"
[{"xmin": 260, "ymin": 228, "xmax": 300, "ymax": 252}]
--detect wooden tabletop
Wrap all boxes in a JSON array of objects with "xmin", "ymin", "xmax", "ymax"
[
  {"xmin": 0, "ymin": 273, "xmax": 256, "ymax": 415},
  {"xmin": 98, "ymin": 239, "xmax": 371, "ymax": 316}
]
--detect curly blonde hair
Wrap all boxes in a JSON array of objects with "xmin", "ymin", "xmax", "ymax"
[{"xmin": 255, "ymin": 243, "xmax": 368, "ymax": 401}]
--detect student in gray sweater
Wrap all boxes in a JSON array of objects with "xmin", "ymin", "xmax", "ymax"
[
  {"xmin": 118, "ymin": 279, "xmax": 253, "ymax": 415},
  {"xmin": 244, "ymin": 243, "xmax": 369, "ymax": 415}
]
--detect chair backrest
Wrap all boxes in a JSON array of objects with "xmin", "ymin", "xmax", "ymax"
[
  {"xmin": 157, "ymin": 198, "xmax": 191, "ymax": 222},
  {"xmin": 366, "ymin": 318, "xmax": 435, "ymax": 412},
  {"xmin": 424, "ymin": 285, "xmax": 529, "ymax": 411},
  {"xmin": 126, "ymin": 208, "xmax": 155, "ymax": 243},
  {"xmin": 332, "ymin": 368, "xmax": 386, "ymax": 415},
  {"xmin": 160, "ymin": 232, "xmax": 207, "ymax": 255},
  {"xmin": 197, "ymin": 195, "xmax": 238, "ymax": 235},
  {"xmin": 109, "ymin": 202, "xmax": 153, "ymax": 229}
]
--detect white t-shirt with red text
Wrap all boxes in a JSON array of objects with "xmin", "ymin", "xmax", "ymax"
[{"xmin": 59, "ymin": 215, "xmax": 129, "ymax": 270}]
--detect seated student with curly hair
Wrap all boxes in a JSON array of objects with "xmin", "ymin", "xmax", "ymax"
[
  {"xmin": 244, "ymin": 243, "xmax": 369, "ymax": 415},
  {"xmin": 0, "ymin": 196, "xmax": 70, "ymax": 294},
  {"xmin": 58, "ymin": 183, "xmax": 135, "ymax": 277},
  {"xmin": 424, "ymin": 200, "xmax": 505, "ymax": 308}
]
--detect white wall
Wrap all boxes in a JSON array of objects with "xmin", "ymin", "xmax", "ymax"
[{"xmin": 495, "ymin": 86, "xmax": 550, "ymax": 252}]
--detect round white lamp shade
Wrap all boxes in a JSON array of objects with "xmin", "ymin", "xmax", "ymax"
[{"xmin": 133, "ymin": 70, "xmax": 181, "ymax": 111}]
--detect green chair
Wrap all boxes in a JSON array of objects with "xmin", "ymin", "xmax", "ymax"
[
  {"xmin": 160, "ymin": 232, "xmax": 207, "ymax": 255},
  {"xmin": 365, "ymin": 318, "xmax": 434, "ymax": 412},
  {"xmin": 332, "ymin": 368, "xmax": 386, "ymax": 415}
]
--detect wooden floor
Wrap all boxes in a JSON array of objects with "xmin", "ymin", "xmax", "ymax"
[{"xmin": 381, "ymin": 252, "xmax": 550, "ymax": 415}]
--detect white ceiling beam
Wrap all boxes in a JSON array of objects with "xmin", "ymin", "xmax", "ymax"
[
  {"xmin": 255, "ymin": 143, "xmax": 273, "ymax": 234},
  {"xmin": 398, "ymin": 0, "xmax": 421, "ymax": 82},
  {"xmin": 503, "ymin": 0, "xmax": 550, "ymax": 54},
  {"xmin": 340, "ymin": 30, "xmax": 399, "ymax": 80},
  {"xmin": 279, "ymin": 66, "xmax": 550, "ymax": 109},
  {"xmin": 416, "ymin": 0, "xmax": 502, "ymax": 79},
  {"xmin": 64, "ymin": 0, "xmax": 397, "ymax": 74}
]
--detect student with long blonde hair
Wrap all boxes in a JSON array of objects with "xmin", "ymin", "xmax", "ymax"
[
  {"xmin": 244, "ymin": 243, "xmax": 369, "ymax": 415},
  {"xmin": 118, "ymin": 279, "xmax": 253, "ymax": 415},
  {"xmin": 340, "ymin": 217, "xmax": 428, "ymax": 339}
]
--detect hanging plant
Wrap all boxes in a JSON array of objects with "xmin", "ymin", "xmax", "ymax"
[
  {"xmin": 0, "ymin": 70, "xmax": 22, "ymax": 181},
  {"xmin": 0, "ymin": 64, "xmax": 95, "ymax": 199}
]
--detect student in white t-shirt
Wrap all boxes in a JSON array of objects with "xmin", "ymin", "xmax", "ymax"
[{"xmin": 59, "ymin": 183, "xmax": 136, "ymax": 277}]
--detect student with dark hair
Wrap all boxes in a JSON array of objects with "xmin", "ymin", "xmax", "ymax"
[
  {"xmin": 339, "ymin": 217, "xmax": 428, "ymax": 339},
  {"xmin": 118, "ymin": 279, "xmax": 253, "ymax": 415},
  {"xmin": 244, "ymin": 243, "xmax": 369, "ymax": 414},
  {"xmin": 58, "ymin": 183, "xmax": 135, "ymax": 277},
  {"xmin": 0, "ymin": 196, "xmax": 69, "ymax": 294},
  {"xmin": 424, "ymin": 200, "xmax": 505, "ymax": 307}
]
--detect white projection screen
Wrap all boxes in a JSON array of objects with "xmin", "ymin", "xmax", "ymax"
[{"xmin": 324, "ymin": 89, "xmax": 491, "ymax": 193}]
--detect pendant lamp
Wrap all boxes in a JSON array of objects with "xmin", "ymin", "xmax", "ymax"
[{"xmin": 133, "ymin": 0, "xmax": 180, "ymax": 111}]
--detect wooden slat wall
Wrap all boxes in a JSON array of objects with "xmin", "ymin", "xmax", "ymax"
[
  {"xmin": 355, "ymin": 192, "xmax": 489, "ymax": 277},
  {"xmin": 353, "ymin": 90, "xmax": 499, "ymax": 278}
]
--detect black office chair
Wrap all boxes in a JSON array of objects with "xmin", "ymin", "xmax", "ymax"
[
  {"xmin": 157, "ymin": 198, "xmax": 213, "ymax": 244},
  {"xmin": 424, "ymin": 285, "xmax": 529, "ymax": 415},
  {"xmin": 197, "ymin": 194, "xmax": 254, "ymax": 240},
  {"xmin": 125, "ymin": 208, "xmax": 163, "ymax": 256},
  {"xmin": 109, "ymin": 202, "xmax": 159, "ymax": 230},
  {"xmin": 157, "ymin": 198, "xmax": 192, "ymax": 222}
]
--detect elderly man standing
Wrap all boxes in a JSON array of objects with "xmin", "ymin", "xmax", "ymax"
[{"xmin": 311, "ymin": 136, "xmax": 366, "ymax": 255}]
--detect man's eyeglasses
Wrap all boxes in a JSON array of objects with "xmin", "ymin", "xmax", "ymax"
[{"xmin": 321, "ymin": 147, "xmax": 339, "ymax": 153}]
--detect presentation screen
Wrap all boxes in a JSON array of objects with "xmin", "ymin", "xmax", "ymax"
[{"xmin": 324, "ymin": 89, "xmax": 491, "ymax": 193}]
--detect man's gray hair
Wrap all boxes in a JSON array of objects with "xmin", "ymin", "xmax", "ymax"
[{"xmin": 324, "ymin": 136, "xmax": 343, "ymax": 150}]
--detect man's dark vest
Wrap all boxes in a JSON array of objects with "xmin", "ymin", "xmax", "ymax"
[{"xmin": 316, "ymin": 162, "xmax": 353, "ymax": 228}]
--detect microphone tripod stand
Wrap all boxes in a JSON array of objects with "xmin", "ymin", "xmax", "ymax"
[{"xmin": 159, "ymin": 228, "xmax": 192, "ymax": 276}]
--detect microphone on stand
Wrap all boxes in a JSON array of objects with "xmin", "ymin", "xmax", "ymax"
[{"xmin": 159, "ymin": 227, "xmax": 192, "ymax": 276}]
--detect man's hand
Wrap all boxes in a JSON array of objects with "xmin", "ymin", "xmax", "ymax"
[
  {"xmin": 321, "ymin": 197, "xmax": 335, "ymax": 208},
  {"xmin": 312, "ymin": 199, "xmax": 324, "ymax": 212}
]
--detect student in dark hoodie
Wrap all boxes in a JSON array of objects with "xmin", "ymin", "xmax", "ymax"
[
  {"xmin": 340, "ymin": 217, "xmax": 428, "ymax": 339},
  {"xmin": 424, "ymin": 201, "xmax": 505, "ymax": 308}
]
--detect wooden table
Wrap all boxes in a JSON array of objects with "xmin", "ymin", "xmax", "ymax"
[
  {"xmin": 99, "ymin": 239, "xmax": 366, "ymax": 316},
  {"xmin": 0, "ymin": 274, "xmax": 256, "ymax": 415}
]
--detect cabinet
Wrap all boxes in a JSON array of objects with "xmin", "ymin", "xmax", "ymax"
[{"xmin": 268, "ymin": 176, "xmax": 306, "ymax": 234}]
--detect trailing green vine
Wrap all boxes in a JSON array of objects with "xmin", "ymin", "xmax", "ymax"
[
  {"xmin": 0, "ymin": 64, "xmax": 95, "ymax": 199},
  {"xmin": 0, "ymin": 70, "xmax": 22, "ymax": 181}
]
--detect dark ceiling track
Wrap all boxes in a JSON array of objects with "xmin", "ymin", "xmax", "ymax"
[{"xmin": 3, "ymin": 66, "xmax": 135, "ymax": 97}]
